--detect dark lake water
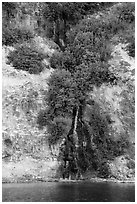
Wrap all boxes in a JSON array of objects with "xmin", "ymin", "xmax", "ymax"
[{"xmin": 2, "ymin": 181, "xmax": 135, "ymax": 202}]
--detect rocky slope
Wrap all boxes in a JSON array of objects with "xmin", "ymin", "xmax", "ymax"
[{"xmin": 2, "ymin": 42, "xmax": 60, "ymax": 183}]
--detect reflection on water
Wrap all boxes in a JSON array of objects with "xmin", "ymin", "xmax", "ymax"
[{"xmin": 2, "ymin": 181, "xmax": 135, "ymax": 202}]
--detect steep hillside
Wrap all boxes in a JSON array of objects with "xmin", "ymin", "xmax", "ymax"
[
  {"xmin": 90, "ymin": 43, "xmax": 135, "ymax": 180},
  {"xmin": 2, "ymin": 44, "xmax": 60, "ymax": 182},
  {"xmin": 2, "ymin": 2, "xmax": 135, "ymax": 182}
]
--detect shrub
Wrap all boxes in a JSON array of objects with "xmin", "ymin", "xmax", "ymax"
[
  {"xmin": 97, "ymin": 159, "xmax": 111, "ymax": 178},
  {"xmin": 118, "ymin": 2, "xmax": 135, "ymax": 23},
  {"xmin": 37, "ymin": 109, "xmax": 49, "ymax": 129},
  {"xmin": 2, "ymin": 27, "xmax": 16, "ymax": 46},
  {"xmin": 37, "ymin": 108, "xmax": 71, "ymax": 145},
  {"xmin": 47, "ymin": 117, "xmax": 71, "ymax": 145},
  {"xmin": 127, "ymin": 159, "xmax": 135, "ymax": 169},
  {"xmin": 126, "ymin": 39, "xmax": 135, "ymax": 57},
  {"xmin": 2, "ymin": 26, "xmax": 34, "ymax": 46},
  {"xmin": 16, "ymin": 27, "xmax": 34, "ymax": 42},
  {"xmin": 7, "ymin": 44, "xmax": 45, "ymax": 74}
]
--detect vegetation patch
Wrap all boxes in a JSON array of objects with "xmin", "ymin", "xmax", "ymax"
[
  {"xmin": 7, "ymin": 44, "xmax": 46, "ymax": 74},
  {"xmin": 2, "ymin": 2, "xmax": 135, "ymax": 181},
  {"xmin": 2, "ymin": 26, "xmax": 35, "ymax": 46}
]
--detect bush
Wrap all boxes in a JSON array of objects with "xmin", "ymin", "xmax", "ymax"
[
  {"xmin": 47, "ymin": 117, "xmax": 71, "ymax": 145},
  {"xmin": 2, "ymin": 27, "xmax": 16, "ymax": 46},
  {"xmin": 2, "ymin": 26, "xmax": 34, "ymax": 46},
  {"xmin": 7, "ymin": 44, "xmax": 45, "ymax": 74},
  {"xmin": 127, "ymin": 159, "xmax": 135, "ymax": 169},
  {"xmin": 37, "ymin": 108, "xmax": 50, "ymax": 129},
  {"xmin": 97, "ymin": 159, "xmax": 111, "ymax": 178},
  {"xmin": 118, "ymin": 2, "xmax": 135, "ymax": 23},
  {"xmin": 37, "ymin": 108, "xmax": 71, "ymax": 145},
  {"xmin": 126, "ymin": 40, "xmax": 135, "ymax": 57}
]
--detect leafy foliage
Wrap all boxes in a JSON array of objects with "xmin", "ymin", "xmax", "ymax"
[
  {"xmin": 97, "ymin": 159, "xmax": 111, "ymax": 178},
  {"xmin": 7, "ymin": 44, "xmax": 45, "ymax": 74},
  {"xmin": 41, "ymin": 2, "xmax": 115, "ymax": 49},
  {"xmin": 2, "ymin": 26, "xmax": 34, "ymax": 46},
  {"xmin": 45, "ymin": 3, "xmax": 135, "ymax": 179},
  {"xmin": 42, "ymin": 14, "xmax": 117, "ymax": 178},
  {"xmin": 117, "ymin": 2, "xmax": 135, "ymax": 23},
  {"xmin": 116, "ymin": 3, "xmax": 135, "ymax": 57},
  {"xmin": 47, "ymin": 117, "xmax": 71, "ymax": 145},
  {"xmin": 2, "ymin": 2, "xmax": 17, "ymax": 19},
  {"xmin": 2, "ymin": 2, "xmax": 135, "ymax": 179},
  {"xmin": 85, "ymin": 102, "xmax": 130, "ymax": 167},
  {"xmin": 126, "ymin": 41, "xmax": 135, "ymax": 57}
]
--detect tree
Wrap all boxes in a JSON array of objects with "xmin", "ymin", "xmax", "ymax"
[
  {"xmin": 45, "ymin": 64, "xmax": 115, "ymax": 177},
  {"xmin": 37, "ymin": 5, "xmax": 119, "ymax": 179},
  {"xmin": 42, "ymin": 2, "xmax": 114, "ymax": 50},
  {"xmin": 42, "ymin": 2, "xmax": 81, "ymax": 50}
]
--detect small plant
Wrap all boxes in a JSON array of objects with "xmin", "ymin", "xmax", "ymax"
[{"xmin": 7, "ymin": 44, "xmax": 45, "ymax": 74}]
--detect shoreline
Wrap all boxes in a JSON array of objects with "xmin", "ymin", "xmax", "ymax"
[{"xmin": 2, "ymin": 177, "xmax": 135, "ymax": 184}]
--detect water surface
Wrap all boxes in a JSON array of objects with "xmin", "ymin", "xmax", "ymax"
[{"xmin": 2, "ymin": 181, "xmax": 135, "ymax": 202}]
